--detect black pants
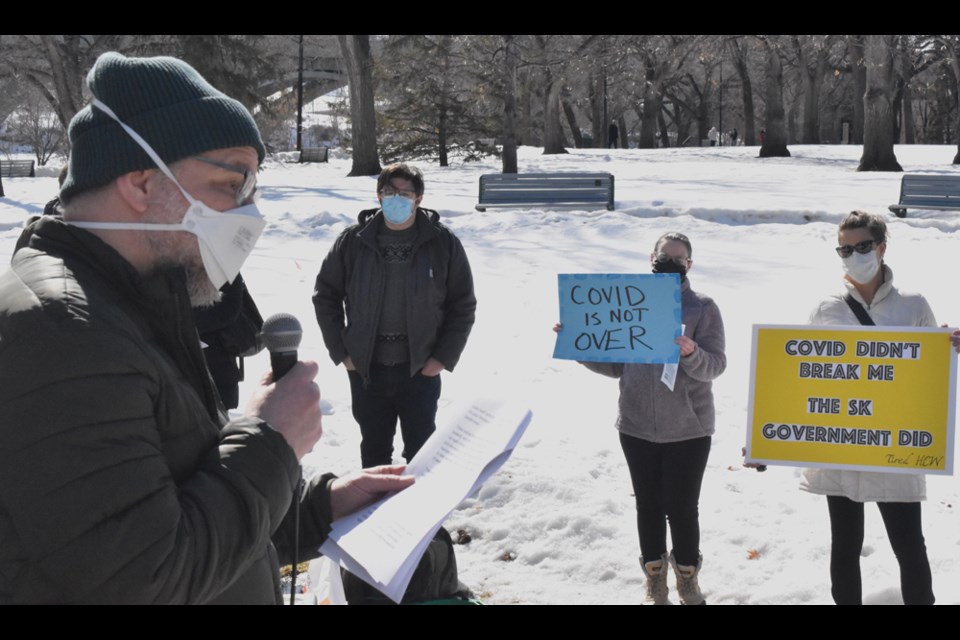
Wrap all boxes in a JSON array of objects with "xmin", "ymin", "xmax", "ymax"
[
  {"xmin": 348, "ymin": 364, "xmax": 441, "ymax": 468},
  {"xmin": 619, "ymin": 433, "xmax": 711, "ymax": 566},
  {"xmin": 826, "ymin": 496, "xmax": 934, "ymax": 605}
]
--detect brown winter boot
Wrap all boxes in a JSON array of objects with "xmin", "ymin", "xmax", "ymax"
[
  {"xmin": 640, "ymin": 553, "xmax": 671, "ymax": 605},
  {"xmin": 669, "ymin": 552, "xmax": 706, "ymax": 605}
]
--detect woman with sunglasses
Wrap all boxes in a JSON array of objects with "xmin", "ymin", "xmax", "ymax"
[
  {"xmin": 802, "ymin": 210, "xmax": 941, "ymax": 605},
  {"xmin": 557, "ymin": 232, "xmax": 726, "ymax": 605}
]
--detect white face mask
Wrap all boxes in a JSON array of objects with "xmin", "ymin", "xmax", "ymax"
[
  {"xmin": 842, "ymin": 250, "xmax": 881, "ymax": 285},
  {"xmin": 68, "ymin": 98, "xmax": 265, "ymax": 290}
]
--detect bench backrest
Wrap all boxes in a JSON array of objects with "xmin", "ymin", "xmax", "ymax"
[
  {"xmin": 300, "ymin": 147, "xmax": 329, "ymax": 163},
  {"xmin": 899, "ymin": 174, "xmax": 960, "ymax": 206},
  {"xmin": 478, "ymin": 172, "xmax": 614, "ymax": 209},
  {"xmin": 0, "ymin": 160, "xmax": 36, "ymax": 178}
]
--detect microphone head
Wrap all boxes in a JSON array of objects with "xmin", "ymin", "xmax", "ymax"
[{"xmin": 261, "ymin": 313, "xmax": 302, "ymax": 354}]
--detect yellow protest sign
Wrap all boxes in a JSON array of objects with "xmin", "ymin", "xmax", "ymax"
[{"xmin": 745, "ymin": 325, "xmax": 957, "ymax": 475}]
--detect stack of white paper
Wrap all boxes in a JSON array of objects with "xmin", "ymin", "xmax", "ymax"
[{"xmin": 320, "ymin": 400, "xmax": 533, "ymax": 603}]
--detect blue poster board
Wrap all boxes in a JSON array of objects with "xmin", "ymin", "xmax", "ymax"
[{"xmin": 553, "ymin": 273, "xmax": 682, "ymax": 363}]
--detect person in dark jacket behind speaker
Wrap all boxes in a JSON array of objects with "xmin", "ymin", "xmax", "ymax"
[
  {"xmin": 0, "ymin": 52, "xmax": 411, "ymax": 605},
  {"xmin": 313, "ymin": 163, "xmax": 477, "ymax": 468},
  {"xmin": 195, "ymin": 273, "xmax": 263, "ymax": 410}
]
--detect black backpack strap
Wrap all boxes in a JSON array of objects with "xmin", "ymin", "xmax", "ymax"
[{"xmin": 844, "ymin": 293, "xmax": 875, "ymax": 326}]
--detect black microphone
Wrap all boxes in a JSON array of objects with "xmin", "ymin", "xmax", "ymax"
[
  {"xmin": 261, "ymin": 313, "xmax": 306, "ymax": 604},
  {"xmin": 260, "ymin": 313, "xmax": 302, "ymax": 380}
]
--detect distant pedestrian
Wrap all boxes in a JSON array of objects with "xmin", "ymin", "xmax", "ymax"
[
  {"xmin": 608, "ymin": 122, "xmax": 619, "ymax": 149},
  {"xmin": 759, "ymin": 129, "xmax": 766, "ymax": 145},
  {"xmin": 730, "ymin": 128, "xmax": 738, "ymax": 146},
  {"xmin": 707, "ymin": 127, "xmax": 718, "ymax": 147}
]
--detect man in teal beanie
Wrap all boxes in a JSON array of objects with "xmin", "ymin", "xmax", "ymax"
[{"xmin": 0, "ymin": 52, "xmax": 411, "ymax": 604}]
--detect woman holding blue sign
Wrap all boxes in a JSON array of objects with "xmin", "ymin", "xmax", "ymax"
[
  {"xmin": 556, "ymin": 232, "xmax": 726, "ymax": 605},
  {"xmin": 802, "ymin": 210, "xmax": 944, "ymax": 605}
]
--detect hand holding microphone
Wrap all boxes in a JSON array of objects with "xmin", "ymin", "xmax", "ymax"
[{"xmin": 246, "ymin": 313, "xmax": 322, "ymax": 459}]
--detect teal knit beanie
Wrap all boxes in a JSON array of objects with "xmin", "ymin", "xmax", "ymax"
[{"xmin": 60, "ymin": 51, "xmax": 266, "ymax": 203}]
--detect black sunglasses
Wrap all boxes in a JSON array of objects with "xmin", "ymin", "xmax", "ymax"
[{"xmin": 835, "ymin": 240, "xmax": 877, "ymax": 258}]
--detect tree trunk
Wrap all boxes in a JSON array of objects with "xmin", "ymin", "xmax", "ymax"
[
  {"xmin": 850, "ymin": 35, "xmax": 866, "ymax": 145},
  {"xmin": 337, "ymin": 35, "xmax": 381, "ymax": 177},
  {"xmin": 562, "ymin": 100, "xmax": 583, "ymax": 148},
  {"xmin": 729, "ymin": 39, "xmax": 756, "ymax": 145},
  {"xmin": 800, "ymin": 51, "xmax": 822, "ymax": 143},
  {"xmin": 638, "ymin": 60, "xmax": 661, "ymax": 149},
  {"xmin": 437, "ymin": 102, "xmax": 448, "ymax": 167},
  {"xmin": 518, "ymin": 70, "xmax": 535, "ymax": 146},
  {"xmin": 901, "ymin": 86, "xmax": 915, "ymax": 144},
  {"xmin": 858, "ymin": 35, "xmax": 902, "ymax": 172},
  {"xmin": 657, "ymin": 111, "xmax": 670, "ymax": 147},
  {"xmin": 759, "ymin": 38, "xmax": 790, "ymax": 157},
  {"xmin": 543, "ymin": 69, "xmax": 568, "ymax": 154},
  {"xmin": 501, "ymin": 35, "xmax": 519, "ymax": 174},
  {"xmin": 589, "ymin": 73, "xmax": 604, "ymax": 149},
  {"xmin": 437, "ymin": 36, "xmax": 452, "ymax": 167},
  {"xmin": 892, "ymin": 78, "xmax": 904, "ymax": 143},
  {"xmin": 787, "ymin": 102, "xmax": 799, "ymax": 144},
  {"xmin": 947, "ymin": 43, "xmax": 960, "ymax": 163}
]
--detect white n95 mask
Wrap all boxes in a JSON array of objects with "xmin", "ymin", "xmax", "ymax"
[
  {"xmin": 841, "ymin": 250, "xmax": 881, "ymax": 285},
  {"xmin": 68, "ymin": 98, "xmax": 266, "ymax": 290}
]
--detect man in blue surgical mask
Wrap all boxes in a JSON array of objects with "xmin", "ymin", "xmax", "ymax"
[
  {"xmin": 314, "ymin": 163, "xmax": 477, "ymax": 469},
  {"xmin": 0, "ymin": 52, "xmax": 411, "ymax": 604}
]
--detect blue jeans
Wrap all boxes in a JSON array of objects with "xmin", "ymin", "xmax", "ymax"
[{"xmin": 348, "ymin": 364, "xmax": 441, "ymax": 468}]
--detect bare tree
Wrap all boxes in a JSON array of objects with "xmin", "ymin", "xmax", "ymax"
[
  {"xmin": 502, "ymin": 35, "xmax": 519, "ymax": 173},
  {"xmin": 535, "ymin": 36, "xmax": 570, "ymax": 155},
  {"xmin": 933, "ymin": 35, "xmax": 960, "ymax": 163},
  {"xmin": 758, "ymin": 36, "xmax": 790, "ymax": 157},
  {"xmin": 8, "ymin": 86, "xmax": 65, "ymax": 165},
  {"xmin": 728, "ymin": 36, "xmax": 757, "ymax": 145},
  {"xmin": 792, "ymin": 35, "xmax": 841, "ymax": 144},
  {"xmin": 847, "ymin": 35, "xmax": 867, "ymax": 145},
  {"xmin": 337, "ymin": 35, "xmax": 381, "ymax": 176},
  {"xmin": 858, "ymin": 35, "xmax": 902, "ymax": 172},
  {"xmin": 0, "ymin": 36, "xmax": 125, "ymax": 132}
]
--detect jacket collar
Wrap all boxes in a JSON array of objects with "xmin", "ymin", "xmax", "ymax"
[
  {"xmin": 843, "ymin": 264, "xmax": 894, "ymax": 307},
  {"xmin": 356, "ymin": 207, "xmax": 440, "ymax": 248},
  {"xmin": 19, "ymin": 215, "xmax": 190, "ymax": 310}
]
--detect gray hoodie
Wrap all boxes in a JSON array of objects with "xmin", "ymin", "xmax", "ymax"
[{"xmin": 583, "ymin": 279, "xmax": 726, "ymax": 443}]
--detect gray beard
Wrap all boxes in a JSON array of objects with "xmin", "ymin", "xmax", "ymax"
[
  {"xmin": 145, "ymin": 180, "xmax": 223, "ymax": 308},
  {"xmin": 185, "ymin": 267, "xmax": 222, "ymax": 308}
]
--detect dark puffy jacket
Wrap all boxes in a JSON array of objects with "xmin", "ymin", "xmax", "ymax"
[
  {"xmin": 313, "ymin": 208, "xmax": 476, "ymax": 380},
  {"xmin": 0, "ymin": 217, "xmax": 333, "ymax": 604}
]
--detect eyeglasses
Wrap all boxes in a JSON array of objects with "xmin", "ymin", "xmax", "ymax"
[
  {"xmin": 835, "ymin": 240, "xmax": 876, "ymax": 258},
  {"xmin": 379, "ymin": 188, "xmax": 418, "ymax": 200},
  {"xmin": 193, "ymin": 156, "xmax": 257, "ymax": 206},
  {"xmin": 655, "ymin": 253, "xmax": 690, "ymax": 265}
]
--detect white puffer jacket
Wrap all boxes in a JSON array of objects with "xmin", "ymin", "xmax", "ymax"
[{"xmin": 800, "ymin": 265, "xmax": 937, "ymax": 502}]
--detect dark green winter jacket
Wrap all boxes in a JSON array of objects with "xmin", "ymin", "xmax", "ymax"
[{"xmin": 0, "ymin": 216, "xmax": 333, "ymax": 604}]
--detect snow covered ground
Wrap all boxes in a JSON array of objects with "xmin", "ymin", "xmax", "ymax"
[{"xmin": 3, "ymin": 143, "xmax": 959, "ymax": 604}]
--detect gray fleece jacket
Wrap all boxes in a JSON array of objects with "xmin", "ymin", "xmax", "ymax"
[{"xmin": 582, "ymin": 279, "xmax": 726, "ymax": 443}]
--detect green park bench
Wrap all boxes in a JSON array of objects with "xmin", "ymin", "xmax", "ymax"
[
  {"xmin": 0, "ymin": 159, "xmax": 36, "ymax": 178},
  {"xmin": 299, "ymin": 147, "xmax": 329, "ymax": 163},
  {"xmin": 889, "ymin": 174, "xmax": 960, "ymax": 218},
  {"xmin": 476, "ymin": 172, "xmax": 615, "ymax": 212}
]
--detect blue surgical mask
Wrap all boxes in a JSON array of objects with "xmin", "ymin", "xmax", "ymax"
[{"xmin": 381, "ymin": 195, "xmax": 415, "ymax": 224}]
